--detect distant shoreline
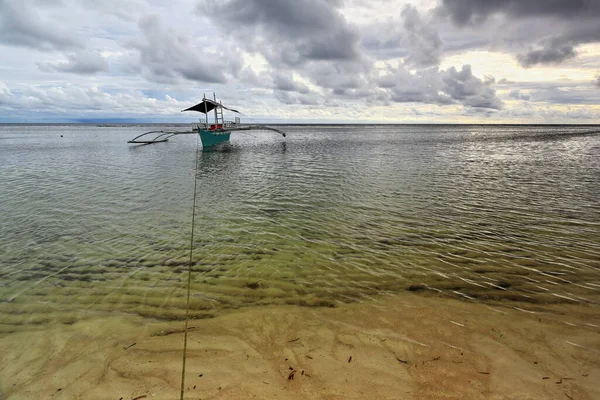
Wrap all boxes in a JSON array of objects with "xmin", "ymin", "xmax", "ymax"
[{"xmin": 1, "ymin": 122, "xmax": 600, "ymax": 126}]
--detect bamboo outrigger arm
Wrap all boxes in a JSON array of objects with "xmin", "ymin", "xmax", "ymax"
[
  {"xmin": 127, "ymin": 130, "xmax": 196, "ymax": 144},
  {"xmin": 256, "ymin": 125, "xmax": 286, "ymax": 137},
  {"xmin": 128, "ymin": 126, "xmax": 286, "ymax": 144},
  {"xmin": 228, "ymin": 125, "xmax": 287, "ymax": 137}
]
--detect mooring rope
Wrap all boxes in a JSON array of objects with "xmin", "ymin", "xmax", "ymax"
[{"xmin": 180, "ymin": 133, "xmax": 201, "ymax": 400}]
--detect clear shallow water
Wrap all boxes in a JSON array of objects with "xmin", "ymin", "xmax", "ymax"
[{"xmin": 1, "ymin": 124, "xmax": 599, "ymax": 331}]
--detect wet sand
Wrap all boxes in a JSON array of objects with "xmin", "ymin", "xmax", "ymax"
[{"xmin": 1, "ymin": 293, "xmax": 599, "ymax": 400}]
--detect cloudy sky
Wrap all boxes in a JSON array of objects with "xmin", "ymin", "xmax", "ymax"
[{"xmin": 0, "ymin": 0, "xmax": 599, "ymax": 123}]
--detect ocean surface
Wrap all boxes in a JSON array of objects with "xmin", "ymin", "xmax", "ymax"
[{"xmin": 1, "ymin": 124, "xmax": 599, "ymax": 331}]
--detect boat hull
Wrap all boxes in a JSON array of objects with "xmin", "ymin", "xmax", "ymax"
[{"xmin": 198, "ymin": 129, "xmax": 231, "ymax": 147}]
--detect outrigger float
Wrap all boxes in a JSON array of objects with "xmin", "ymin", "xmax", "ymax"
[{"xmin": 127, "ymin": 93, "xmax": 286, "ymax": 147}]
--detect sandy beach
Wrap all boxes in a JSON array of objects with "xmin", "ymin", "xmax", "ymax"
[{"xmin": 1, "ymin": 293, "xmax": 598, "ymax": 400}]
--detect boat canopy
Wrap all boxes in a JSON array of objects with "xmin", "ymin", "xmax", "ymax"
[{"xmin": 181, "ymin": 99, "xmax": 240, "ymax": 114}]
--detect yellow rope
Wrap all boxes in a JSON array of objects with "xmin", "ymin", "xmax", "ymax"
[{"xmin": 180, "ymin": 133, "xmax": 200, "ymax": 400}]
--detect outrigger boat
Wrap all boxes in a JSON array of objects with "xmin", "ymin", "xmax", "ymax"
[{"xmin": 127, "ymin": 93, "xmax": 286, "ymax": 147}]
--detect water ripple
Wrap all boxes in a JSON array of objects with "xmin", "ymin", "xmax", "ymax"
[{"xmin": 0, "ymin": 124, "xmax": 599, "ymax": 331}]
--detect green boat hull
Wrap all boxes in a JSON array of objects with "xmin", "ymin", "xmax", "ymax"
[{"xmin": 199, "ymin": 129, "xmax": 231, "ymax": 147}]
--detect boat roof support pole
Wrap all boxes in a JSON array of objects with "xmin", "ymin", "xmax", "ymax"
[
  {"xmin": 203, "ymin": 93, "xmax": 208, "ymax": 129},
  {"xmin": 213, "ymin": 92, "xmax": 218, "ymax": 127},
  {"xmin": 219, "ymin": 100, "xmax": 223, "ymax": 126}
]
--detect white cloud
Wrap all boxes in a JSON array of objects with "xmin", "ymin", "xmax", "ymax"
[
  {"xmin": 124, "ymin": 15, "xmax": 243, "ymax": 84},
  {"xmin": 38, "ymin": 51, "xmax": 109, "ymax": 75},
  {"xmin": 378, "ymin": 64, "xmax": 502, "ymax": 109},
  {"xmin": 0, "ymin": 0, "xmax": 598, "ymax": 122},
  {"xmin": 0, "ymin": 0, "xmax": 81, "ymax": 50},
  {"xmin": 508, "ymin": 89, "xmax": 530, "ymax": 101}
]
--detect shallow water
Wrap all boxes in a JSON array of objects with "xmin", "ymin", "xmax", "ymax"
[{"xmin": 1, "ymin": 124, "xmax": 599, "ymax": 331}]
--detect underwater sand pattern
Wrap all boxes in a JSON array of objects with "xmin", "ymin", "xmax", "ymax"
[{"xmin": 0, "ymin": 125, "xmax": 599, "ymax": 332}]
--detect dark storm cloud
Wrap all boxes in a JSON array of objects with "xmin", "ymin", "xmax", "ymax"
[
  {"xmin": 38, "ymin": 51, "xmax": 109, "ymax": 75},
  {"xmin": 274, "ymin": 91, "xmax": 319, "ymax": 105},
  {"xmin": 516, "ymin": 24, "xmax": 600, "ymax": 67},
  {"xmin": 196, "ymin": 0, "xmax": 361, "ymax": 65},
  {"xmin": 378, "ymin": 67, "xmax": 451, "ymax": 104},
  {"xmin": 360, "ymin": 5, "xmax": 442, "ymax": 66},
  {"xmin": 197, "ymin": 0, "xmax": 500, "ymax": 111},
  {"xmin": 126, "ymin": 15, "xmax": 242, "ymax": 84},
  {"xmin": 0, "ymin": 0, "xmax": 81, "ymax": 50},
  {"xmin": 438, "ymin": 0, "xmax": 600, "ymax": 67},
  {"xmin": 379, "ymin": 64, "xmax": 502, "ymax": 110},
  {"xmin": 438, "ymin": 0, "xmax": 600, "ymax": 26},
  {"xmin": 517, "ymin": 43, "xmax": 576, "ymax": 68},
  {"xmin": 441, "ymin": 65, "xmax": 502, "ymax": 109},
  {"xmin": 273, "ymin": 72, "xmax": 310, "ymax": 94},
  {"xmin": 360, "ymin": 35, "xmax": 405, "ymax": 60},
  {"xmin": 195, "ymin": 0, "xmax": 373, "ymax": 108},
  {"xmin": 303, "ymin": 60, "xmax": 371, "ymax": 91},
  {"xmin": 400, "ymin": 5, "xmax": 442, "ymax": 67}
]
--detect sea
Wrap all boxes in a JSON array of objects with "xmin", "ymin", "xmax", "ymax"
[{"xmin": 1, "ymin": 124, "xmax": 599, "ymax": 330}]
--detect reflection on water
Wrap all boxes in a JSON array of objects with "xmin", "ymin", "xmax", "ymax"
[{"xmin": 0, "ymin": 124, "xmax": 599, "ymax": 332}]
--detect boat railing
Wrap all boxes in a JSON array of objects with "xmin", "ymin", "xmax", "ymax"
[
  {"xmin": 192, "ymin": 118, "xmax": 240, "ymax": 131},
  {"xmin": 223, "ymin": 119, "xmax": 240, "ymax": 128},
  {"xmin": 191, "ymin": 122, "xmax": 204, "ymax": 130}
]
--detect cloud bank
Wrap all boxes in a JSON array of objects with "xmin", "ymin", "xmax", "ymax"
[{"xmin": 0, "ymin": 0, "xmax": 598, "ymax": 122}]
